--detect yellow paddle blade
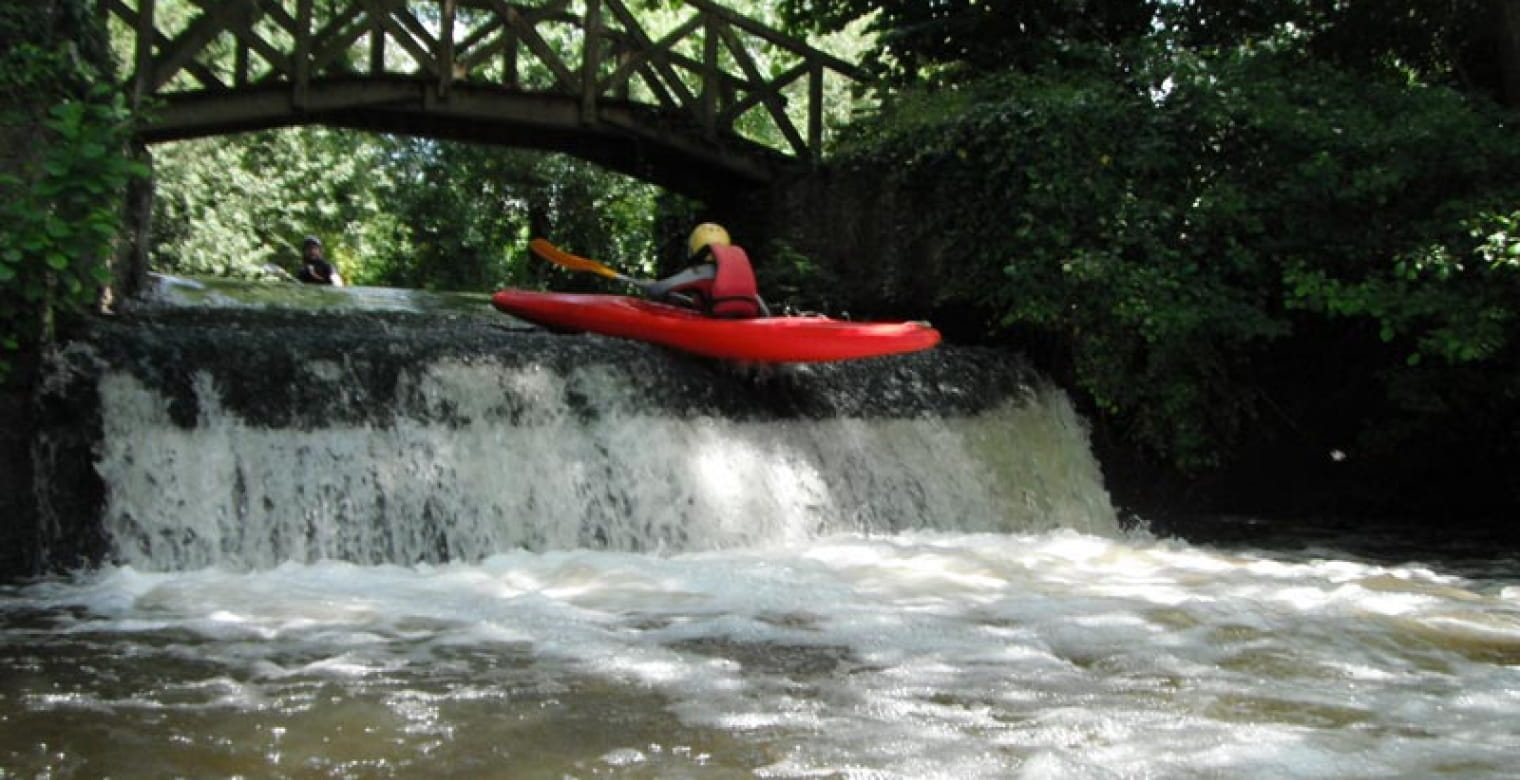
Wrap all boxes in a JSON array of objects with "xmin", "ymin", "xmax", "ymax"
[{"xmin": 529, "ymin": 238, "xmax": 622, "ymax": 281}]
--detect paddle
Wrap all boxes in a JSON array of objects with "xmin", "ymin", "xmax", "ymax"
[{"xmin": 529, "ymin": 238, "xmax": 653, "ymax": 292}]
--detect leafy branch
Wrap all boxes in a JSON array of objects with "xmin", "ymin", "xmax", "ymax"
[{"xmin": 0, "ymin": 82, "xmax": 147, "ymax": 384}]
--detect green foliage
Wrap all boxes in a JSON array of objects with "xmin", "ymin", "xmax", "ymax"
[
  {"xmin": 149, "ymin": 129, "xmax": 669, "ymax": 293},
  {"xmin": 786, "ymin": 0, "xmax": 1510, "ymax": 99},
  {"xmin": 758, "ymin": 238, "xmax": 842, "ymax": 313},
  {"xmin": 1284, "ymin": 205, "xmax": 1520, "ymax": 367},
  {"xmin": 151, "ymin": 128, "xmax": 401, "ymax": 282},
  {"xmin": 0, "ymin": 4, "xmax": 146, "ymax": 385},
  {"xmin": 29, "ymin": 0, "xmax": 1517, "ymax": 488},
  {"xmin": 137, "ymin": 0, "xmax": 866, "ymax": 292},
  {"xmin": 782, "ymin": 0, "xmax": 1520, "ymax": 479},
  {"xmin": 781, "ymin": 0, "xmax": 1157, "ymax": 84},
  {"xmin": 369, "ymin": 139, "xmax": 666, "ymax": 291},
  {"xmin": 1156, "ymin": 0, "xmax": 1504, "ymax": 96},
  {"xmin": 836, "ymin": 46, "xmax": 1520, "ymax": 470}
]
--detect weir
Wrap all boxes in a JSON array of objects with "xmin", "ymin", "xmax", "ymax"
[{"xmin": 27, "ymin": 279, "xmax": 1117, "ymax": 573}]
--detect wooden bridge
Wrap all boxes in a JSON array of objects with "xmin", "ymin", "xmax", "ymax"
[{"xmin": 102, "ymin": 0, "xmax": 867, "ymax": 199}]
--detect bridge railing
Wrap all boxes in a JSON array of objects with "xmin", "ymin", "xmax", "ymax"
[{"xmin": 101, "ymin": 0, "xmax": 867, "ymax": 163}]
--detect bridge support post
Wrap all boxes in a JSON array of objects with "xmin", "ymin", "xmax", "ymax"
[
  {"xmin": 111, "ymin": 144, "xmax": 155, "ymax": 304},
  {"xmin": 439, "ymin": 0, "xmax": 456, "ymax": 99},
  {"xmin": 294, "ymin": 0, "xmax": 313, "ymax": 110},
  {"xmin": 131, "ymin": 0, "xmax": 155, "ymax": 112},
  {"xmin": 701, "ymin": 11, "xmax": 719, "ymax": 137},
  {"xmin": 808, "ymin": 64, "xmax": 823, "ymax": 165},
  {"xmin": 581, "ymin": 0, "xmax": 602, "ymax": 123}
]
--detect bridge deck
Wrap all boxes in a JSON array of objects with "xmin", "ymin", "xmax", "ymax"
[{"xmin": 103, "ymin": 0, "xmax": 866, "ymax": 197}]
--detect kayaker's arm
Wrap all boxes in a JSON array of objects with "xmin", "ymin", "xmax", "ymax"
[
  {"xmin": 645, "ymin": 265, "xmax": 715, "ymax": 302},
  {"xmin": 649, "ymin": 264, "xmax": 771, "ymax": 316}
]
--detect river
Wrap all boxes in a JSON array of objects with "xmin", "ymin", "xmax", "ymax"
[
  {"xmin": 4, "ymin": 525, "xmax": 1518, "ymax": 777},
  {"xmin": 2, "ymin": 279, "xmax": 1517, "ymax": 777}
]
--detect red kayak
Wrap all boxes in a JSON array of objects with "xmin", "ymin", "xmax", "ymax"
[{"xmin": 491, "ymin": 290, "xmax": 941, "ymax": 363}]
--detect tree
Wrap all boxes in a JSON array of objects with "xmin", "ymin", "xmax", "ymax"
[
  {"xmin": 1, "ymin": 0, "xmax": 147, "ymax": 383},
  {"xmin": 782, "ymin": 0, "xmax": 1520, "ymax": 105},
  {"xmin": 1159, "ymin": 0, "xmax": 1516, "ymax": 104},
  {"xmin": 150, "ymin": 128, "xmax": 399, "ymax": 282},
  {"xmin": 148, "ymin": 128, "xmax": 673, "ymax": 292},
  {"xmin": 823, "ymin": 6, "xmax": 1520, "ymax": 483},
  {"xmin": 781, "ymin": 0, "xmax": 1157, "ymax": 83},
  {"xmin": 368, "ymin": 138, "xmax": 667, "ymax": 292}
]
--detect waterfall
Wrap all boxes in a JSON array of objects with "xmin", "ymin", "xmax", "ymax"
[{"xmin": 32, "ymin": 279, "xmax": 1117, "ymax": 572}]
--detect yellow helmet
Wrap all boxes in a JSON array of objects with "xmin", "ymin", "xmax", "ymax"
[{"xmin": 687, "ymin": 222, "xmax": 731, "ymax": 257}]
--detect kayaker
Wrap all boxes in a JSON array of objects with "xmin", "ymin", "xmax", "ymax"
[
  {"xmin": 296, "ymin": 236, "xmax": 344, "ymax": 286},
  {"xmin": 645, "ymin": 223, "xmax": 769, "ymax": 318}
]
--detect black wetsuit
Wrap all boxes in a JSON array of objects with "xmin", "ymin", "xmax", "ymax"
[{"xmin": 297, "ymin": 257, "xmax": 338, "ymax": 284}]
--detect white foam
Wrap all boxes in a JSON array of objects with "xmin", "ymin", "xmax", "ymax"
[
  {"xmin": 5, "ymin": 531, "xmax": 1519, "ymax": 776},
  {"xmin": 93, "ymin": 363, "xmax": 1117, "ymax": 570}
]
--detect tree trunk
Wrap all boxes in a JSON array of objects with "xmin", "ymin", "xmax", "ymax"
[{"xmin": 108, "ymin": 144, "xmax": 155, "ymax": 307}]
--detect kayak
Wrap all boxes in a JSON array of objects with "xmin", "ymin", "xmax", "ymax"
[{"xmin": 491, "ymin": 290, "xmax": 941, "ymax": 363}]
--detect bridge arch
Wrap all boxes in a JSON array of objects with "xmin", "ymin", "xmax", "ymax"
[{"xmin": 105, "ymin": 0, "xmax": 867, "ymax": 200}]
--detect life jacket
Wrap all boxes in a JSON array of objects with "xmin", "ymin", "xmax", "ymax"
[
  {"xmin": 704, "ymin": 244, "xmax": 763, "ymax": 318},
  {"xmin": 666, "ymin": 244, "xmax": 763, "ymax": 318}
]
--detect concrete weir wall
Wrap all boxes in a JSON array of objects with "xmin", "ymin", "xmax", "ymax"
[{"xmin": 10, "ymin": 293, "xmax": 1116, "ymax": 576}]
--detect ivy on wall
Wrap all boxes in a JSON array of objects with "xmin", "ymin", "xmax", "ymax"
[{"xmin": 0, "ymin": 2, "xmax": 147, "ymax": 384}]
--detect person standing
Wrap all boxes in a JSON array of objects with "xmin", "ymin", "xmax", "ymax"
[{"xmin": 296, "ymin": 236, "xmax": 343, "ymax": 286}]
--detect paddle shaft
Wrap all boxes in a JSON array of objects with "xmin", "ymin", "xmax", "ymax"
[{"xmin": 529, "ymin": 239, "xmax": 695, "ymax": 306}]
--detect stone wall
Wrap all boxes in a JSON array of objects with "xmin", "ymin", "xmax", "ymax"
[{"xmin": 737, "ymin": 162, "xmax": 967, "ymax": 325}]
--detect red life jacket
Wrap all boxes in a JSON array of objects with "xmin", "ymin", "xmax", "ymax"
[
  {"xmin": 706, "ymin": 244, "xmax": 762, "ymax": 318},
  {"xmin": 667, "ymin": 244, "xmax": 763, "ymax": 318}
]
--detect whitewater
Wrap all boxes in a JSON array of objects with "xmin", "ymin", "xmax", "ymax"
[
  {"xmin": 4, "ymin": 280, "xmax": 1518, "ymax": 777},
  {"xmin": 4, "ymin": 530, "xmax": 1519, "ymax": 777}
]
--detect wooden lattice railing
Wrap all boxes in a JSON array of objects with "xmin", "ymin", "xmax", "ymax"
[{"xmin": 100, "ymin": 0, "xmax": 867, "ymax": 163}]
